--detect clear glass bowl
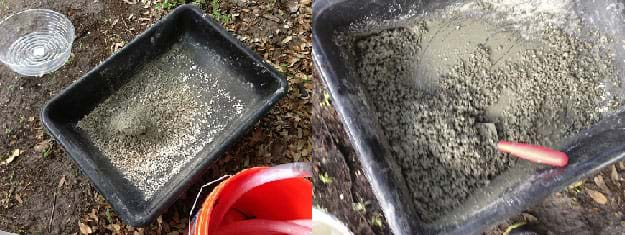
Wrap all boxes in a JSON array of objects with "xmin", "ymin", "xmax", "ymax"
[{"xmin": 0, "ymin": 9, "xmax": 75, "ymax": 76}]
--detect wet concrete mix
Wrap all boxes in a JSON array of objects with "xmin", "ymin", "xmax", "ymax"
[{"xmin": 352, "ymin": 1, "xmax": 624, "ymax": 222}]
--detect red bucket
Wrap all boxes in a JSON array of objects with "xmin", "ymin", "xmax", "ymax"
[{"xmin": 189, "ymin": 163, "xmax": 312, "ymax": 235}]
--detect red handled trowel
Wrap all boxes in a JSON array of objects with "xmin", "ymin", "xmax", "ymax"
[{"xmin": 497, "ymin": 141, "xmax": 568, "ymax": 167}]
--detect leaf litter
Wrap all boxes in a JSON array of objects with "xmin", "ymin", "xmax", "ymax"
[{"xmin": 1, "ymin": 149, "xmax": 20, "ymax": 165}]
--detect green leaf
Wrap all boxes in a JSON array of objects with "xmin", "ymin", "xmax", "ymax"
[
  {"xmin": 370, "ymin": 213, "xmax": 384, "ymax": 228},
  {"xmin": 319, "ymin": 172, "xmax": 333, "ymax": 185},
  {"xmin": 105, "ymin": 208, "xmax": 113, "ymax": 224}
]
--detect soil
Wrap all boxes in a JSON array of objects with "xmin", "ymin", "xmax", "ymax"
[
  {"xmin": 484, "ymin": 163, "xmax": 625, "ymax": 235},
  {"xmin": 0, "ymin": 1, "xmax": 135, "ymax": 234},
  {"xmin": 312, "ymin": 72, "xmax": 390, "ymax": 235},
  {"xmin": 0, "ymin": 0, "xmax": 312, "ymax": 234},
  {"xmin": 353, "ymin": 16, "xmax": 621, "ymax": 221}
]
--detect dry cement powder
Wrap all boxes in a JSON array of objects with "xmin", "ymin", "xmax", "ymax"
[
  {"xmin": 354, "ymin": 16, "xmax": 622, "ymax": 222},
  {"xmin": 79, "ymin": 41, "xmax": 248, "ymax": 199},
  {"xmin": 455, "ymin": 0, "xmax": 577, "ymax": 39}
]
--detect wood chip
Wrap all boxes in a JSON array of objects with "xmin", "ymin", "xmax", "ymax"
[
  {"xmin": 587, "ymin": 189, "xmax": 608, "ymax": 204},
  {"xmin": 619, "ymin": 161, "xmax": 625, "ymax": 170},
  {"xmin": 15, "ymin": 194, "xmax": 23, "ymax": 204}
]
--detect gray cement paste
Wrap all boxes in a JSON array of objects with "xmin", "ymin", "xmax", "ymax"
[{"xmin": 354, "ymin": 15, "xmax": 622, "ymax": 222}]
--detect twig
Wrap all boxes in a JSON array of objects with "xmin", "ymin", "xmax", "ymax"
[{"xmin": 48, "ymin": 192, "xmax": 57, "ymax": 233}]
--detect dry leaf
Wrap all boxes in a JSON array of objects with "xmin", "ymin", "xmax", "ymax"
[
  {"xmin": 594, "ymin": 175, "xmax": 609, "ymax": 192},
  {"xmin": 612, "ymin": 165, "xmax": 621, "ymax": 182},
  {"xmin": 111, "ymin": 224, "xmax": 121, "ymax": 232},
  {"xmin": 79, "ymin": 222, "xmax": 93, "ymax": 234},
  {"xmin": 521, "ymin": 212, "xmax": 538, "ymax": 222},
  {"xmin": 619, "ymin": 161, "xmax": 625, "ymax": 170},
  {"xmin": 89, "ymin": 209, "xmax": 98, "ymax": 222},
  {"xmin": 587, "ymin": 189, "xmax": 608, "ymax": 204},
  {"xmin": 34, "ymin": 140, "xmax": 51, "ymax": 152},
  {"xmin": 173, "ymin": 211, "xmax": 180, "ymax": 223},
  {"xmin": 281, "ymin": 36, "xmax": 293, "ymax": 44},
  {"xmin": 250, "ymin": 128, "xmax": 264, "ymax": 143},
  {"xmin": 2, "ymin": 149, "xmax": 20, "ymax": 165}
]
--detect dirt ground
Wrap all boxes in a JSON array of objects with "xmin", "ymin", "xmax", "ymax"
[
  {"xmin": 312, "ymin": 72, "xmax": 390, "ymax": 235},
  {"xmin": 313, "ymin": 72, "xmax": 625, "ymax": 234},
  {"xmin": 0, "ymin": 0, "xmax": 311, "ymax": 234}
]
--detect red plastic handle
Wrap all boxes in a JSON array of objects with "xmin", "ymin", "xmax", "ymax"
[{"xmin": 497, "ymin": 141, "xmax": 568, "ymax": 167}]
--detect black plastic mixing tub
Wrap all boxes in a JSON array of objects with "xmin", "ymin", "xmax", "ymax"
[
  {"xmin": 41, "ymin": 5, "xmax": 286, "ymax": 226},
  {"xmin": 313, "ymin": 0, "xmax": 625, "ymax": 234}
]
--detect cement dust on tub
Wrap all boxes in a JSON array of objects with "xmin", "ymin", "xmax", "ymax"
[
  {"xmin": 78, "ymin": 42, "xmax": 252, "ymax": 200},
  {"xmin": 0, "ymin": 9, "xmax": 75, "ymax": 76}
]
